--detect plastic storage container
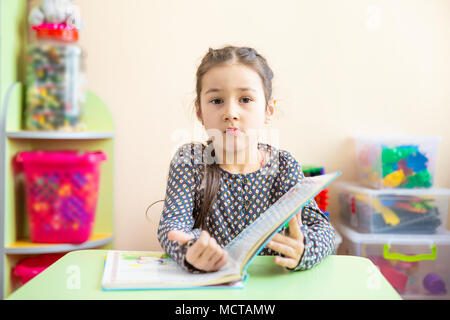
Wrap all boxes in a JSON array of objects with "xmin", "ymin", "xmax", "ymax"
[
  {"xmin": 12, "ymin": 253, "xmax": 65, "ymax": 285},
  {"xmin": 336, "ymin": 182, "xmax": 450, "ymax": 234},
  {"xmin": 13, "ymin": 150, "xmax": 106, "ymax": 243},
  {"xmin": 302, "ymin": 166, "xmax": 329, "ymax": 212},
  {"xmin": 337, "ymin": 222, "xmax": 450, "ymax": 299},
  {"xmin": 354, "ymin": 135, "xmax": 441, "ymax": 189},
  {"xmin": 25, "ymin": 23, "xmax": 86, "ymax": 131}
]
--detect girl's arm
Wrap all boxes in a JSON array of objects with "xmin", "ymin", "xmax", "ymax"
[
  {"xmin": 294, "ymin": 198, "xmax": 336, "ymax": 270},
  {"xmin": 157, "ymin": 143, "xmax": 202, "ymax": 271},
  {"xmin": 275, "ymin": 150, "xmax": 337, "ymax": 271}
]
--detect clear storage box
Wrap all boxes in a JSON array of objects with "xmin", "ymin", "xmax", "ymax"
[
  {"xmin": 354, "ymin": 135, "xmax": 441, "ymax": 189},
  {"xmin": 337, "ymin": 222, "xmax": 450, "ymax": 299},
  {"xmin": 336, "ymin": 182, "xmax": 450, "ymax": 234}
]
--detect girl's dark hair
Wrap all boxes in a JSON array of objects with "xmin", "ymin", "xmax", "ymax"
[{"xmin": 194, "ymin": 45, "xmax": 274, "ymax": 230}]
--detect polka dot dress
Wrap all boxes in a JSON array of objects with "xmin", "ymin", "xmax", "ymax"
[{"xmin": 157, "ymin": 142, "xmax": 337, "ymax": 272}]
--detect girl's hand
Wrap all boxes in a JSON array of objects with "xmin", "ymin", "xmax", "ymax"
[
  {"xmin": 168, "ymin": 230, "xmax": 229, "ymax": 272},
  {"xmin": 266, "ymin": 214, "xmax": 305, "ymax": 269}
]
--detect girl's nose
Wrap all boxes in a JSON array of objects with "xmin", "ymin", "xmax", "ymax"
[
  {"xmin": 222, "ymin": 113, "xmax": 238, "ymax": 122},
  {"xmin": 222, "ymin": 103, "xmax": 239, "ymax": 122}
]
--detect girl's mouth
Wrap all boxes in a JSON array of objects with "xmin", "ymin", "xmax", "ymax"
[{"xmin": 225, "ymin": 128, "xmax": 242, "ymax": 136}]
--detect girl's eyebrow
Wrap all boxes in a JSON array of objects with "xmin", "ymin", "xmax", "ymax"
[{"xmin": 204, "ymin": 87, "xmax": 256, "ymax": 95}]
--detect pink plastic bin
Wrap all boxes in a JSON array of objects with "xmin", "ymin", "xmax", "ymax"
[
  {"xmin": 13, "ymin": 253, "xmax": 65, "ymax": 285},
  {"xmin": 13, "ymin": 150, "xmax": 106, "ymax": 244}
]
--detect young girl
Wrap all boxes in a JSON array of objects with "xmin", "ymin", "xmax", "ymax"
[{"xmin": 157, "ymin": 45, "xmax": 336, "ymax": 273}]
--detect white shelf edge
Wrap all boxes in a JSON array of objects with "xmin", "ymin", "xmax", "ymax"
[
  {"xmin": 335, "ymin": 221, "xmax": 450, "ymax": 245},
  {"xmin": 4, "ymin": 235, "xmax": 114, "ymax": 255},
  {"xmin": 6, "ymin": 131, "xmax": 114, "ymax": 140}
]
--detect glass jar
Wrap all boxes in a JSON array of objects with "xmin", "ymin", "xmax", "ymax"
[{"xmin": 25, "ymin": 23, "xmax": 86, "ymax": 131}]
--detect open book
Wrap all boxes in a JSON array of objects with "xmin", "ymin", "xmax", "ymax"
[{"xmin": 101, "ymin": 171, "xmax": 341, "ymax": 290}]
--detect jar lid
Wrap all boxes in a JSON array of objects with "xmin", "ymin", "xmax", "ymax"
[{"xmin": 31, "ymin": 23, "xmax": 79, "ymax": 42}]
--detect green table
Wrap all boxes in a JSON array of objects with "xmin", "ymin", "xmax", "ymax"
[{"xmin": 7, "ymin": 250, "xmax": 401, "ymax": 300}]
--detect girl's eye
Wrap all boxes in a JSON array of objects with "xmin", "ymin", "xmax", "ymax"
[
  {"xmin": 240, "ymin": 97, "xmax": 252, "ymax": 103},
  {"xmin": 210, "ymin": 98, "xmax": 223, "ymax": 105}
]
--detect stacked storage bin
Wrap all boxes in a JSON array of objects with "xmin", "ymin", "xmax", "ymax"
[
  {"xmin": 335, "ymin": 135, "xmax": 450, "ymax": 299},
  {"xmin": 302, "ymin": 166, "xmax": 342, "ymax": 253}
]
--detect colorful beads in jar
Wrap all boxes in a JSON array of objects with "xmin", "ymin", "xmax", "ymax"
[{"xmin": 25, "ymin": 22, "xmax": 86, "ymax": 131}]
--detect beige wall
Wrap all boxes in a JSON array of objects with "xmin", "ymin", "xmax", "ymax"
[{"xmin": 65, "ymin": 0, "xmax": 450, "ymax": 250}]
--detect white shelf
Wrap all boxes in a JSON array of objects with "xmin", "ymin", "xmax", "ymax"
[
  {"xmin": 6, "ymin": 131, "xmax": 114, "ymax": 140},
  {"xmin": 1, "ymin": 80, "xmax": 115, "ymax": 298},
  {"xmin": 5, "ymin": 233, "xmax": 114, "ymax": 255}
]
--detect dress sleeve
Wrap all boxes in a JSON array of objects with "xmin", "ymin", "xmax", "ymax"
[
  {"xmin": 157, "ymin": 143, "xmax": 202, "ymax": 272},
  {"xmin": 276, "ymin": 150, "xmax": 337, "ymax": 271}
]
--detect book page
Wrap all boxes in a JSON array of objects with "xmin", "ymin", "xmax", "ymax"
[
  {"xmin": 102, "ymin": 251, "xmax": 242, "ymax": 289},
  {"xmin": 225, "ymin": 172, "xmax": 340, "ymax": 270}
]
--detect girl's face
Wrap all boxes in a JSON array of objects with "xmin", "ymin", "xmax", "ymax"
[{"xmin": 196, "ymin": 63, "xmax": 274, "ymax": 161}]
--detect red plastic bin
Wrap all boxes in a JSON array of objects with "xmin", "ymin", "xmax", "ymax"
[
  {"xmin": 13, "ymin": 150, "xmax": 106, "ymax": 244},
  {"xmin": 13, "ymin": 253, "xmax": 65, "ymax": 285}
]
